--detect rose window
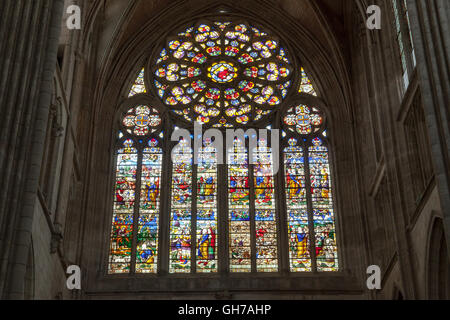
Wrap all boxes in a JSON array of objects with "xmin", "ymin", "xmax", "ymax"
[{"xmin": 152, "ymin": 21, "xmax": 294, "ymax": 126}]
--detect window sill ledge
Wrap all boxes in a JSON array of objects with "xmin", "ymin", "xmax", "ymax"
[{"xmin": 85, "ymin": 272, "xmax": 364, "ymax": 296}]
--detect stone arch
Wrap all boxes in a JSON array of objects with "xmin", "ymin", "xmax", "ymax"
[
  {"xmin": 94, "ymin": 0, "xmax": 353, "ymax": 121},
  {"xmin": 392, "ymin": 282, "xmax": 405, "ymax": 300},
  {"xmin": 77, "ymin": 0, "xmax": 367, "ymax": 295},
  {"xmin": 426, "ymin": 215, "xmax": 450, "ymax": 299}
]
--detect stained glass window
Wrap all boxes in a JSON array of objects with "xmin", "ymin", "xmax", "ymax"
[
  {"xmin": 152, "ymin": 21, "xmax": 293, "ymax": 127},
  {"xmin": 227, "ymin": 138, "xmax": 279, "ymax": 273},
  {"xmin": 283, "ymin": 105, "xmax": 339, "ymax": 272},
  {"xmin": 392, "ymin": 0, "xmax": 416, "ymax": 89},
  {"xmin": 129, "ymin": 68, "xmax": 146, "ymax": 97},
  {"xmin": 299, "ymin": 68, "xmax": 317, "ymax": 96},
  {"xmin": 169, "ymin": 139, "xmax": 193, "ymax": 273},
  {"xmin": 169, "ymin": 138, "xmax": 219, "ymax": 273},
  {"xmin": 109, "ymin": 139, "xmax": 137, "ymax": 274},
  {"xmin": 254, "ymin": 140, "xmax": 278, "ymax": 272},
  {"xmin": 228, "ymin": 138, "xmax": 251, "ymax": 272},
  {"xmin": 136, "ymin": 139, "xmax": 163, "ymax": 273},
  {"xmin": 284, "ymin": 138, "xmax": 311, "ymax": 271},
  {"xmin": 122, "ymin": 105, "xmax": 162, "ymax": 136},
  {"xmin": 109, "ymin": 19, "xmax": 339, "ymax": 276},
  {"xmin": 108, "ymin": 102, "xmax": 163, "ymax": 274},
  {"xmin": 284, "ymin": 105, "xmax": 323, "ymax": 135},
  {"xmin": 309, "ymin": 138, "xmax": 338, "ymax": 271},
  {"xmin": 196, "ymin": 139, "xmax": 218, "ymax": 272}
]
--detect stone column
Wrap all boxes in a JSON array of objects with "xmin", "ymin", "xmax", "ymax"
[
  {"xmin": 406, "ymin": 0, "xmax": 450, "ymax": 256},
  {"xmin": 0, "ymin": 0, "xmax": 65, "ymax": 299}
]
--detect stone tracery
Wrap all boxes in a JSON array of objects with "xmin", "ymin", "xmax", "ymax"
[{"xmin": 152, "ymin": 21, "xmax": 293, "ymax": 127}]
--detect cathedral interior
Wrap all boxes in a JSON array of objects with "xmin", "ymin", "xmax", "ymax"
[{"xmin": 0, "ymin": 0, "xmax": 449, "ymax": 300}]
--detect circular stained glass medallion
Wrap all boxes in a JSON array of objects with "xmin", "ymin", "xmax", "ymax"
[
  {"xmin": 122, "ymin": 105, "xmax": 162, "ymax": 136},
  {"xmin": 208, "ymin": 61, "xmax": 238, "ymax": 83},
  {"xmin": 283, "ymin": 105, "xmax": 324, "ymax": 135}
]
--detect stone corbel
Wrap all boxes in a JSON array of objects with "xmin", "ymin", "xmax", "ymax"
[
  {"xmin": 51, "ymin": 97, "xmax": 65, "ymax": 137},
  {"xmin": 50, "ymin": 222, "xmax": 64, "ymax": 254},
  {"xmin": 52, "ymin": 123, "xmax": 65, "ymax": 137}
]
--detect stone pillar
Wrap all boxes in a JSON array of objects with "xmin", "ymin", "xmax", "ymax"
[
  {"xmin": 0, "ymin": 0, "xmax": 65, "ymax": 299},
  {"xmin": 406, "ymin": 0, "xmax": 450, "ymax": 256}
]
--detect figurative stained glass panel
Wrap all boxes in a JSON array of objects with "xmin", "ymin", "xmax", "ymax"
[
  {"xmin": 152, "ymin": 22, "xmax": 293, "ymax": 127},
  {"xmin": 108, "ymin": 139, "xmax": 138, "ymax": 274},
  {"xmin": 196, "ymin": 140, "xmax": 218, "ymax": 272},
  {"xmin": 136, "ymin": 139, "xmax": 163, "ymax": 273},
  {"xmin": 309, "ymin": 138, "xmax": 338, "ymax": 271},
  {"xmin": 284, "ymin": 138, "xmax": 311, "ymax": 272},
  {"xmin": 228, "ymin": 138, "xmax": 251, "ymax": 272},
  {"xmin": 254, "ymin": 141, "xmax": 278, "ymax": 272},
  {"xmin": 299, "ymin": 67, "xmax": 317, "ymax": 96},
  {"xmin": 111, "ymin": 18, "xmax": 340, "ymax": 276},
  {"xmin": 128, "ymin": 68, "xmax": 146, "ymax": 97},
  {"xmin": 169, "ymin": 139, "xmax": 193, "ymax": 273},
  {"xmin": 109, "ymin": 103, "xmax": 163, "ymax": 275}
]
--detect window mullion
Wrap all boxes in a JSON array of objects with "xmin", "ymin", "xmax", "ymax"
[
  {"xmin": 248, "ymin": 152, "xmax": 257, "ymax": 273},
  {"xmin": 273, "ymin": 118, "xmax": 289, "ymax": 274},
  {"xmin": 218, "ymin": 160, "xmax": 229, "ymax": 274},
  {"xmin": 276, "ymin": 142, "xmax": 290, "ymax": 274},
  {"xmin": 191, "ymin": 162, "xmax": 198, "ymax": 273},
  {"xmin": 159, "ymin": 130, "xmax": 172, "ymax": 275}
]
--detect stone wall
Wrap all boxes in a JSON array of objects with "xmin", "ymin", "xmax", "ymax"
[{"xmin": 0, "ymin": 0, "xmax": 448, "ymax": 300}]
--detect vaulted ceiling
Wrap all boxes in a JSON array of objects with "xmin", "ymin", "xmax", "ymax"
[
  {"xmin": 82, "ymin": 0, "xmax": 351, "ymax": 71},
  {"xmin": 78, "ymin": 0, "xmax": 364, "ymax": 122}
]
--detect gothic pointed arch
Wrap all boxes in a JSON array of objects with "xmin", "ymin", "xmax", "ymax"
[
  {"xmin": 108, "ymin": 87, "xmax": 165, "ymax": 274},
  {"xmin": 106, "ymin": 17, "xmax": 339, "ymax": 275}
]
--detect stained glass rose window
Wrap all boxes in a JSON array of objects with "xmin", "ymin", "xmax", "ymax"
[{"xmin": 152, "ymin": 21, "xmax": 293, "ymax": 127}]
